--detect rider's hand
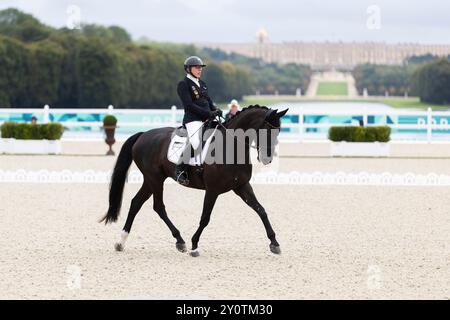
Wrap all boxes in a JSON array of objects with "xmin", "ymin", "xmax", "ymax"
[
  {"xmin": 209, "ymin": 110, "xmax": 218, "ymax": 119},
  {"xmin": 215, "ymin": 109, "xmax": 223, "ymax": 117}
]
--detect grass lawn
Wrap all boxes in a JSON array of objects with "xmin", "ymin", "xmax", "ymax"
[
  {"xmin": 379, "ymin": 98, "xmax": 450, "ymax": 110},
  {"xmin": 316, "ymin": 81, "xmax": 348, "ymax": 96},
  {"xmin": 234, "ymin": 96, "xmax": 450, "ymax": 111}
]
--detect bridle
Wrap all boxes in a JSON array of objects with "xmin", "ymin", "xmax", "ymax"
[
  {"xmin": 264, "ymin": 120, "xmax": 280, "ymax": 130},
  {"xmin": 215, "ymin": 113, "xmax": 280, "ymax": 152}
]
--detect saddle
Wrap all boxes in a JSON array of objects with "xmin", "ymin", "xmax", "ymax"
[{"xmin": 167, "ymin": 122, "xmax": 219, "ymax": 165}]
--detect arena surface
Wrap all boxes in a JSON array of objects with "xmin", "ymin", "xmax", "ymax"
[{"xmin": 0, "ymin": 142, "xmax": 449, "ymax": 299}]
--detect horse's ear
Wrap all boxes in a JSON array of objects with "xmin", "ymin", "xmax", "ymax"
[{"xmin": 276, "ymin": 108, "xmax": 289, "ymax": 118}]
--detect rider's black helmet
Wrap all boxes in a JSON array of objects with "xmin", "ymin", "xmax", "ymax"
[{"xmin": 184, "ymin": 56, "xmax": 206, "ymax": 73}]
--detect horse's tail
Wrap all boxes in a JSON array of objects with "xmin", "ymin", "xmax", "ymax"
[{"xmin": 100, "ymin": 132, "xmax": 144, "ymax": 224}]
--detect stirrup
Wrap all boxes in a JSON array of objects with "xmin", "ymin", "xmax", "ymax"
[{"xmin": 175, "ymin": 171, "xmax": 189, "ymax": 186}]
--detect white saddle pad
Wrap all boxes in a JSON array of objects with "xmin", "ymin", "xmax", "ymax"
[
  {"xmin": 167, "ymin": 135, "xmax": 188, "ymax": 165},
  {"xmin": 167, "ymin": 125, "xmax": 218, "ymax": 165}
]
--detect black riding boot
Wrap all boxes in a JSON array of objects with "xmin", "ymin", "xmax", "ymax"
[{"xmin": 175, "ymin": 163, "xmax": 189, "ymax": 186}]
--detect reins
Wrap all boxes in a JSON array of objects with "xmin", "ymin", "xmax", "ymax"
[{"xmin": 216, "ymin": 115, "xmax": 280, "ymax": 152}]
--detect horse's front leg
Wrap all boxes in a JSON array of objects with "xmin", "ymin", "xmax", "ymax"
[
  {"xmin": 233, "ymin": 182, "xmax": 280, "ymax": 254},
  {"xmin": 190, "ymin": 191, "xmax": 218, "ymax": 257}
]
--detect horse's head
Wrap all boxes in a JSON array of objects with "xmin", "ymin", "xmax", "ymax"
[
  {"xmin": 224, "ymin": 105, "xmax": 289, "ymax": 165},
  {"xmin": 256, "ymin": 108, "xmax": 289, "ymax": 165}
]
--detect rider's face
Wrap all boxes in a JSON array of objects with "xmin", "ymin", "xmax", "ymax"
[{"xmin": 190, "ymin": 65, "xmax": 203, "ymax": 78}]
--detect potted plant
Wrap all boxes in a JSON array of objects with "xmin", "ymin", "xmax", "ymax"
[
  {"xmin": 328, "ymin": 126, "xmax": 391, "ymax": 157},
  {"xmin": 0, "ymin": 122, "xmax": 64, "ymax": 154},
  {"xmin": 102, "ymin": 115, "xmax": 118, "ymax": 155}
]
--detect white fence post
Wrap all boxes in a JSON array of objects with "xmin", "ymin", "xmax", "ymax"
[
  {"xmin": 171, "ymin": 105, "xmax": 177, "ymax": 127},
  {"xmin": 43, "ymin": 105, "xmax": 50, "ymax": 123},
  {"xmin": 107, "ymin": 105, "xmax": 114, "ymax": 115},
  {"xmin": 362, "ymin": 107, "xmax": 368, "ymax": 127},
  {"xmin": 298, "ymin": 107, "xmax": 303, "ymax": 142},
  {"xmin": 427, "ymin": 107, "xmax": 432, "ymax": 143}
]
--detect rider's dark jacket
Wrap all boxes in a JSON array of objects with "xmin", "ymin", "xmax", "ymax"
[{"xmin": 177, "ymin": 76, "xmax": 218, "ymax": 125}]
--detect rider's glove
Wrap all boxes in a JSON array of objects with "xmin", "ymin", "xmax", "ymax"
[{"xmin": 209, "ymin": 110, "xmax": 219, "ymax": 119}]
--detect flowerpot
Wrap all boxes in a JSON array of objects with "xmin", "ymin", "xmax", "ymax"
[
  {"xmin": 330, "ymin": 141, "xmax": 390, "ymax": 157},
  {"xmin": 102, "ymin": 125, "xmax": 116, "ymax": 156},
  {"xmin": 46, "ymin": 140, "xmax": 62, "ymax": 154}
]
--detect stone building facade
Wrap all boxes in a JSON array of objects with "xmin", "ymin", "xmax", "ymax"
[{"xmin": 200, "ymin": 41, "xmax": 450, "ymax": 69}]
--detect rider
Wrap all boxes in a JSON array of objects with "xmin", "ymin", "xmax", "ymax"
[{"xmin": 174, "ymin": 56, "xmax": 223, "ymax": 185}]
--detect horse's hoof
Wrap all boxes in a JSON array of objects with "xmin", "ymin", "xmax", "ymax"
[
  {"xmin": 190, "ymin": 249, "xmax": 200, "ymax": 257},
  {"xmin": 270, "ymin": 244, "xmax": 281, "ymax": 255},
  {"xmin": 176, "ymin": 242, "xmax": 187, "ymax": 253},
  {"xmin": 114, "ymin": 243, "xmax": 124, "ymax": 252}
]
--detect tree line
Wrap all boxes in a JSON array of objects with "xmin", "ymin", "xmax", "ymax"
[
  {"xmin": 0, "ymin": 8, "xmax": 311, "ymax": 108},
  {"xmin": 353, "ymin": 54, "xmax": 450, "ymax": 104}
]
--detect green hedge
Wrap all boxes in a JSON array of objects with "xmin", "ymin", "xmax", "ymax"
[
  {"xmin": 0, "ymin": 122, "xmax": 64, "ymax": 140},
  {"xmin": 328, "ymin": 126, "xmax": 391, "ymax": 142}
]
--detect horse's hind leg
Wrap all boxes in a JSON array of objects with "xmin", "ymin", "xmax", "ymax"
[
  {"xmin": 190, "ymin": 191, "xmax": 218, "ymax": 257},
  {"xmin": 151, "ymin": 180, "xmax": 186, "ymax": 253},
  {"xmin": 233, "ymin": 182, "xmax": 281, "ymax": 254},
  {"xmin": 115, "ymin": 182, "xmax": 152, "ymax": 251}
]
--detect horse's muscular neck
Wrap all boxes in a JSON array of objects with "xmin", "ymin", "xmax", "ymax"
[
  {"xmin": 219, "ymin": 109, "xmax": 266, "ymax": 164},
  {"xmin": 227, "ymin": 109, "xmax": 265, "ymax": 131}
]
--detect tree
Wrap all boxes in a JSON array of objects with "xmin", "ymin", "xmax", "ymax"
[
  {"xmin": 0, "ymin": 8, "xmax": 311, "ymax": 108},
  {"xmin": 0, "ymin": 35, "xmax": 30, "ymax": 106},
  {"xmin": 81, "ymin": 24, "xmax": 131, "ymax": 43},
  {"xmin": 0, "ymin": 8, "xmax": 52, "ymax": 42},
  {"xmin": 27, "ymin": 40, "xmax": 65, "ymax": 107},
  {"xmin": 352, "ymin": 64, "xmax": 415, "ymax": 96},
  {"xmin": 412, "ymin": 59, "xmax": 450, "ymax": 104},
  {"xmin": 77, "ymin": 38, "xmax": 122, "ymax": 107}
]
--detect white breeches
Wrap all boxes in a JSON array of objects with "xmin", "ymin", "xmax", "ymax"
[
  {"xmin": 185, "ymin": 121, "xmax": 203, "ymax": 165},
  {"xmin": 185, "ymin": 121, "xmax": 203, "ymax": 150}
]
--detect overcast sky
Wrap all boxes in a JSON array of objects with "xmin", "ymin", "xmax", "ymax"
[{"xmin": 1, "ymin": 0, "xmax": 449, "ymax": 44}]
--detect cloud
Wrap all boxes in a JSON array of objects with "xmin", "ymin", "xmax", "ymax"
[{"xmin": 0, "ymin": 0, "xmax": 449, "ymax": 43}]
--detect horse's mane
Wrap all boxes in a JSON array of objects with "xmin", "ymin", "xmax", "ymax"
[{"xmin": 223, "ymin": 104, "xmax": 270, "ymax": 128}]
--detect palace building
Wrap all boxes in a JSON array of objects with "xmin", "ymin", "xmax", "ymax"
[{"xmin": 199, "ymin": 28, "xmax": 450, "ymax": 70}]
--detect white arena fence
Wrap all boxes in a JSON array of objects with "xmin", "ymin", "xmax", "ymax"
[{"xmin": 1, "ymin": 105, "xmax": 450, "ymax": 143}]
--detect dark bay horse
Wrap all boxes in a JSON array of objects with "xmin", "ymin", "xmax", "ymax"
[{"xmin": 100, "ymin": 105, "xmax": 288, "ymax": 256}]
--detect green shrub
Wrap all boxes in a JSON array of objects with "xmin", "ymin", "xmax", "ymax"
[
  {"xmin": 352, "ymin": 127, "xmax": 365, "ymax": 142},
  {"xmin": 364, "ymin": 127, "xmax": 378, "ymax": 142},
  {"xmin": 0, "ymin": 122, "xmax": 15, "ymax": 138},
  {"xmin": 0, "ymin": 122, "xmax": 64, "ymax": 140},
  {"xmin": 29, "ymin": 124, "xmax": 43, "ymax": 139},
  {"xmin": 45, "ymin": 123, "xmax": 64, "ymax": 140},
  {"xmin": 376, "ymin": 126, "xmax": 391, "ymax": 142},
  {"xmin": 39, "ymin": 125, "xmax": 49, "ymax": 139},
  {"xmin": 103, "ymin": 115, "xmax": 117, "ymax": 126},
  {"xmin": 328, "ymin": 126, "xmax": 391, "ymax": 142}
]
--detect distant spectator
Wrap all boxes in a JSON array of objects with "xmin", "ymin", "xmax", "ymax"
[
  {"xmin": 225, "ymin": 99, "xmax": 240, "ymax": 122},
  {"xmin": 31, "ymin": 116, "xmax": 38, "ymax": 124}
]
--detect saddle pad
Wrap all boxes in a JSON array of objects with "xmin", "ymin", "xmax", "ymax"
[{"xmin": 167, "ymin": 134, "xmax": 188, "ymax": 164}]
